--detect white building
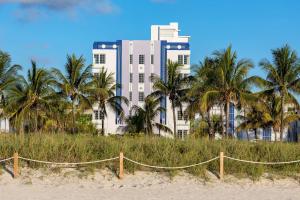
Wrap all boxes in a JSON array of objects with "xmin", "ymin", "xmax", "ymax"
[{"xmin": 92, "ymin": 22, "xmax": 191, "ymax": 137}]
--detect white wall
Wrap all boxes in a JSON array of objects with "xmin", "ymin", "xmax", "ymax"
[
  {"xmin": 166, "ymin": 50, "xmax": 191, "ymax": 136},
  {"xmin": 92, "ymin": 49, "xmax": 119, "ymax": 135}
]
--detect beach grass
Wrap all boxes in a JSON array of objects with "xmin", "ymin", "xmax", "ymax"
[{"xmin": 0, "ymin": 134, "xmax": 300, "ymax": 179}]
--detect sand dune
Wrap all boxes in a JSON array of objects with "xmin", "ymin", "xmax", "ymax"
[{"xmin": 0, "ymin": 168, "xmax": 300, "ymax": 200}]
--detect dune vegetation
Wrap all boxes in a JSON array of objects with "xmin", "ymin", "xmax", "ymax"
[{"xmin": 1, "ymin": 134, "xmax": 300, "ymax": 180}]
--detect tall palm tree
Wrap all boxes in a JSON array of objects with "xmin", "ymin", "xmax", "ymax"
[
  {"xmin": 0, "ymin": 51, "xmax": 21, "ymax": 130},
  {"xmin": 90, "ymin": 68, "xmax": 128, "ymax": 135},
  {"xmin": 201, "ymin": 46, "xmax": 254, "ymax": 136},
  {"xmin": 187, "ymin": 58, "xmax": 221, "ymax": 139},
  {"xmin": 251, "ymin": 45, "xmax": 300, "ymax": 141},
  {"xmin": 0, "ymin": 51, "xmax": 21, "ymax": 95},
  {"xmin": 6, "ymin": 61, "xmax": 56, "ymax": 133},
  {"xmin": 128, "ymin": 96, "xmax": 172, "ymax": 135},
  {"xmin": 52, "ymin": 54, "xmax": 92, "ymax": 133},
  {"xmin": 152, "ymin": 60, "xmax": 189, "ymax": 137}
]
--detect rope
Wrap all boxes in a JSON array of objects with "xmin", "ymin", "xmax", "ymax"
[
  {"xmin": 123, "ymin": 156, "xmax": 219, "ymax": 169},
  {"xmin": 224, "ymin": 156, "xmax": 300, "ymax": 165},
  {"xmin": 0, "ymin": 157, "xmax": 14, "ymax": 163},
  {"xmin": 19, "ymin": 156, "xmax": 119, "ymax": 166}
]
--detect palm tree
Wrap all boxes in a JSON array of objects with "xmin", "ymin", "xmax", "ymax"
[
  {"xmin": 6, "ymin": 61, "xmax": 56, "ymax": 133},
  {"xmin": 187, "ymin": 58, "xmax": 222, "ymax": 139},
  {"xmin": 0, "ymin": 51, "xmax": 21, "ymax": 95},
  {"xmin": 236, "ymin": 103, "xmax": 268, "ymax": 140},
  {"xmin": 251, "ymin": 45, "xmax": 300, "ymax": 141},
  {"xmin": 152, "ymin": 60, "xmax": 189, "ymax": 137},
  {"xmin": 0, "ymin": 51, "xmax": 21, "ymax": 131},
  {"xmin": 127, "ymin": 96, "xmax": 172, "ymax": 135},
  {"xmin": 201, "ymin": 46, "xmax": 254, "ymax": 136},
  {"xmin": 52, "ymin": 54, "xmax": 92, "ymax": 133},
  {"xmin": 90, "ymin": 68, "xmax": 128, "ymax": 135},
  {"xmin": 237, "ymin": 94, "xmax": 300, "ymax": 141}
]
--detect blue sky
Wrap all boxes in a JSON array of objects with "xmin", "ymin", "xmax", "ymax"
[{"xmin": 0, "ymin": 0, "xmax": 299, "ymax": 77}]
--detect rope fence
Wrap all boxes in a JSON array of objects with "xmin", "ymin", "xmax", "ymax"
[
  {"xmin": 224, "ymin": 156, "xmax": 300, "ymax": 165},
  {"xmin": 124, "ymin": 156, "xmax": 219, "ymax": 169},
  {"xmin": 18, "ymin": 156, "xmax": 119, "ymax": 166},
  {"xmin": 1, "ymin": 152, "xmax": 300, "ymax": 180},
  {"xmin": 0, "ymin": 157, "xmax": 13, "ymax": 163}
]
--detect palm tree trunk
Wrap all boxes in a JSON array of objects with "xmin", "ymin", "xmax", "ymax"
[
  {"xmin": 207, "ymin": 110, "xmax": 214, "ymax": 140},
  {"xmin": 171, "ymin": 100, "xmax": 177, "ymax": 137},
  {"xmin": 280, "ymin": 93, "xmax": 284, "ymax": 141},
  {"xmin": 254, "ymin": 128, "xmax": 258, "ymax": 139},
  {"xmin": 220, "ymin": 104, "xmax": 225, "ymax": 138},
  {"xmin": 101, "ymin": 116, "xmax": 105, "ymax": 135},
  {"xmin": 35, "ymin": 107, "xmax": 38, "ymax": 133},
  {"xmin": 72, "ymin": 99, "xmax": 75, "ymax": 134},
  {"xmin": 225, "ymin": 100, "xmax": 230, "ymax": 137}
]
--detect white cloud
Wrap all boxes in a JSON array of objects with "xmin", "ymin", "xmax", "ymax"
[{"xmin": 0, "ymin": 0, "xmax": 119, "ymax": 21}]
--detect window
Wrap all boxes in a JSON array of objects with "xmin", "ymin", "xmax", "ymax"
[
  {"xmin": 183, "ymin": 111, "xmax": 188, "ymax": 121},
  {"xmin": 183, "ymin": 130, "xmax": 188, "ymax": 135},
  {"xmin": 177, "ymin": 130, "xmax": 183, "ymax": 138},
  {"xmin": 151, "ymin": 54, "xmax": 154, "ymax": 64},
  {"xmin": 130, "ymin": 54, "xmax": 133, "ymax": 64},
  {"xmin": 94, "ymin": 54, "xmax": 99, "ymax": 64},
  {"xmin": 99, "ymin": 112, "xmax": 104, "ymax": 120},
  {"xmin": 177, "ymin": 130, "xmax": 187, "ymax": 139},
  {"xmin": 100, "ymin": 54, "xmax": 106, "ymax": 64},
  {"xmin": 94, "ymin": 110, "xmax": 104, "ymax": 120},
  {"xmin": 94, "ymin": 110, "xmax": 99, "ymax": 120},
  {"xmin": 177, "ymin": 111, "xmax": 183, "ymax": 120},
  {"xmin": 139, "ymin": 54, "xmax": 145, "ymax": 64},
  {"xmin": 94, "ymin": 73, "xmax": 99, "ymax": 77},
  {"xmin": 263, "ymin": 127, "xmax": 272, "ymax": 141},
  {"xmin": 139, "ymin": 73, "xmax": 144, "ymax": 83},
  {"xmin": 129, "ymin": 92, "xmax": 132, "ymax": 101},
  {"xmin": 178, "ymin": 55, "xmax": 183, "ymax": 65},
  {"xmin": 184, "ymin": 73, "xmax": 189, "ymax": 78},
  {"xmin": 130, "ymin": 73, "xmax": 133, "ymax": 83},
  {"xmin": 138, "ymin": 92, "xmax": 144, "ymax": 101},
  {"xmin": 150, "ymin": 73, "xmax": 155, "ymax": 82},
  {"xmin": 184, "ymin": 55, "xmax": 189, "ymax": 65}
]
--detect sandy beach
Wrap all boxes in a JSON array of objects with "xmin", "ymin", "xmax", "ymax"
[{"xmin": 0, "ymin": 168, "xmax": 300, "ymax": 200}]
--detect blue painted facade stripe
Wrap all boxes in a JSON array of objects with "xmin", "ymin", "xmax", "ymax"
[
  {"xmin": 115, "ymin": 40, "xmax": 122, "ymax": 124},
  {"xmin": 263, "ymin": 127, "xmax": 272, "ymax": 141},
  {"xmin": 160, "ymin": 41, "xmax": 167, "ymax": 124},
  {"xmin": 93, "ymin": 41, "xmax": 119, "ymax": 49}
]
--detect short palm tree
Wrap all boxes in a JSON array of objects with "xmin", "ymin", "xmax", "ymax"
[
  {"xmin": 237, "ymin": 94, "xmax": 300, "ymax": 141},
  {"xmin": 52, "ymin": 54, "xmax": 92, "ymax": 133},
  {"xmin": 201, "ymin": 46, "xmax": 254, "ymax": 136},
  {"xmin": 129, "ymin": 96, "xmax": 172, "ymax": 135},
  {"xmin": 90, "ymin": 68, "xmax": 128, "ymax": 135},
  {"xmin": 152, "ymin": 60, "xmax": 189, "ymax": 136},
  {"xmin": 251, "ymin": 45, "xmax": 300, "ymax": 141},
  {"xmin": 187, "ymin": 58, "xmax": 221, "ymax": 139},
  {"xmin": 6, "ymin": 61, "xmax": 56, "ymax": 133}
]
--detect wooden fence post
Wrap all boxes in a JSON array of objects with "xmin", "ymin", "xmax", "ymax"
[
  {"xmin": 13, "ymin": 152, "xmax": 19, "ymax": 178},
  {"xmin": 219, "ymin": 152, "xmax": 224, "ymax": 180},
  {"xmin": 119, "ymin": 152, "xmax": 124, "ymax": 179}
]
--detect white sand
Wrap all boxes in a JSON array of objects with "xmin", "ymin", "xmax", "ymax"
[{"xmin": 1, "ymin": 168, "xmax": 300, "ymax": 200}]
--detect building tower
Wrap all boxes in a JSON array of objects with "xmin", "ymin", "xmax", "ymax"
[{"xmin": 92, "ymin": 22, "xmax": 191, "ymax": 137}]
